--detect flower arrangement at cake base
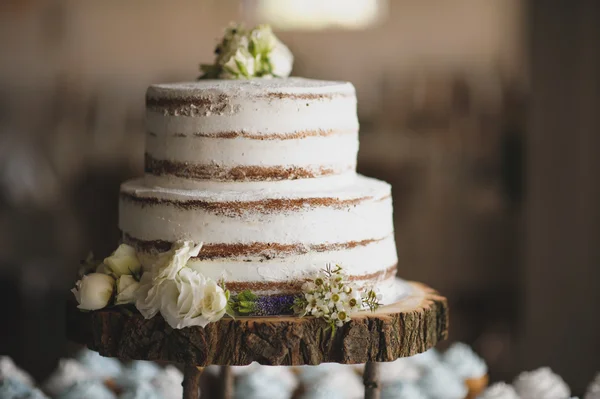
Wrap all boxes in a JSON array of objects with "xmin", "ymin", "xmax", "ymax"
[{"xmin": 71, "ymin": 242, "xmax": 382, "ymax": 332}]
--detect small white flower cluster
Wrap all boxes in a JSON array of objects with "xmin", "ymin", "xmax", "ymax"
[
  {"xmin": 71, "ymin": 241, "xmax": 230, "ymax": 330},
  {"xmin": 297, "ymin": 264, "xmax": 382, "ymax": 329}
]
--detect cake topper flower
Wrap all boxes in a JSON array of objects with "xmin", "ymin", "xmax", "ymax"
[{"xmin": 199, "ymin": 23, "xmax": 293, "ymax": 79}]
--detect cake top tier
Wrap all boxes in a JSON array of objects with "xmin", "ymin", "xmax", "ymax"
[
  {"xmin": 146, "ymin": 77, "xmax": 355, "ymax": 103},
  {"xmin": 145, "ymin": 77, "xmax": 360, "ymax": 186}
]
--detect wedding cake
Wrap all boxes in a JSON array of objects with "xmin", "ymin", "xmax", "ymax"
[
  {"xmin": 119, "ymin": 76, "xmax": 398, "ymax": 300},
  {"xmin": 71, "ymin": 24, "xmax": 405, "ymax": 330}
]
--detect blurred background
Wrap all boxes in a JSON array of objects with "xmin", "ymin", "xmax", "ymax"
[{"xmin": 0, "ymin": 0, "xmax": 598, "ymax": 395}]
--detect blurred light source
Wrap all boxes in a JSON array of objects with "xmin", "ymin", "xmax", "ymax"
[{"xmin": 249, "ymin": 0, "xmax": 388, "ymax": 30}]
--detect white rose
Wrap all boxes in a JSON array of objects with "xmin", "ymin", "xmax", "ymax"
[
  {"xmin": 135, "ymin": 241, "xmax": 202, "ymax": 321},
  {"xmin": 221, "ymin": 47, "xmax": 255, "ymax": 79},
  {"xmin": 154, "ymin": 241, "xmax": 202, "ymax": 282},
  {"xmin": 160, "ymin": 268, "xmax": 211, "ymax": 329},
  {"xmin": 115, "ymin": 275, "xmax": 140, "ymax": 305},
  {"xmin": 104, "ymin": 244, "xmax": 141, "ymax": 277},
  {"xmin": 202, "ymin": 279, "xmax": 228, "ymax": 323},
  {"xmin": 135, "ymin": 269, "xmax": 161, "ymax": 319},
  {"xmin": 269, "ymin": 40, "xmax": 293, "ymax": 78},
  {"xmin": 72, "ymin": 273, "xmax": 115, "ymax": 310}
]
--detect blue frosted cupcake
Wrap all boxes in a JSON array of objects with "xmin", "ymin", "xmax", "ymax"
[
  {"xmin": 234, "ymin": 365, "xmax": 298, "ymax": 399},
  {"xmin": 115, "ymin": 361, "xmax": 162, "ymax": 390},
  {"xmin": 119, "ymin": 382, "xmax": 165, "ymax": 399},
  {"xmin": 55, "ymin": 380, "xmax": 116, "ymax": 399},
  {"xmin": 381, "ymin": 381, "xmax": 428, "ymax": 399},
  {"xmin": 418, "ymin": 364, "xmax": 467, "ymax": 399},
  {"xmin": 42, "ymin": 359, "xmax": 93, "ymax": 397},
  {"xmin": 0, "ymin": 378, "xmax": 48, "ymax": 399},
  {"xmin": 151, "ymin": 365, "xmax": 183, "ymax": 399},
  {"xmin": 75, "ymin": 349, "xmax": 122, "ymax": 379},
  {"xmin": 0, "ymin": 357, "xmax": 35, "ymax": 387},
  {"xmin": 513, "ymin": 367, "xmax": 570, "ymax": 399},
  {"xmin": 442, "ymin": 343, "xmax": 488, "ymax": 398}
]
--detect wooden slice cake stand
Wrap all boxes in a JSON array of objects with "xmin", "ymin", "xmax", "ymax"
[{"xmin": 67, "ymin": 281, "xmax": 448, "ymax": 399}]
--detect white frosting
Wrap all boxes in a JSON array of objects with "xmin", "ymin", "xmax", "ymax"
[
  {"xmin": 147, "ymin": 78, "xmax": 355, "ymax": 99},
  {"xmin": 42, "ymin": 359, "xmax": 92, "ymax": 397},
  {"xmin": 233, "ymin": 365, "xmax": 298, "ymax": 399},
  {"xmin": 478, "ymin": 383, "xmax": 520, "ymax": 399},
  {"xmin": 145, "ymin": 130, "xmax": 358, "ymax": 171},
  {"xmin": 379, "ymin": 358, "xmax": 423, "ymax": 384},
  {"xmin": 151, "ymin": 365, "xmax": 183, "ymax": 399},
  {"xmin": 417, "ymin": 364, "xmax": 467, "ymax": 399},
  {"xmin": 513, "ymin": 368, "xmax": 570, "ymax": 399},
  {"xmin": 119, "ymin": 174, "xmax": 397, "ymax": 292},
  {"xmin": 75, "ymin": 349, "xmax": 121, "ymax": 379},
  {"xmin": 585, "ymin": 373, "xmax": 600, "ymax": 399},
  {"xmin": 120, "ymin": 175, "xmax": 393, "ymax": 243},
  {"xmin": 407, "ymin": 348, "xmax": 443, "ymax": 369},
  {"xmin": 185, "ymin": 236, "xmax": 395, "ymax": 283},
  {"xmin": 299, "ymin": 365, "xmax": 363, "ymax": 399},
  {"xmin": 146, "ymin": 78, "xmax": 359, "ymax": 181},
  {"xmin": 442, "ymin": 342, "xmax": 488, "ymax": 379},
  {"xmin": 0, "ymin": 356, "xmax": 35, "ymax": 386},
  {"xmin": 122, "ymin": 77, "xmax": 400, "ymax": 297},
  {"xmin": 381, "ymin": 381, "xmax": 428, "ymax": 399}
]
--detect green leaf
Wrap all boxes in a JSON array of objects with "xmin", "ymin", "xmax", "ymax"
[
  {"xmin": 235, "ymin": 59, "xmax": 249, "ymax": 78},
  {"xmin": 238, "ymin": 290, "xmax": 258, "ymax": 302},
  {"xmin": 238, "ymin": 300, "xmax": 256, "ymax": 309},
  {"xmin": 199, "ymin": 64, "xmax": 221, "ymax": 79},
  {"xmin": 248, "ymin": 40, "xmax": 257, "ymax": 57}
]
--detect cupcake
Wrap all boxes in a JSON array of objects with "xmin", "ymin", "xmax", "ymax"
[
  {"xmin": 0, "ymin": 378, "xmax": 48, "ymax": 399},
  {"xmin": 476, "ymin": 382, "xmax": 520, "ymax": 399},
  {"xmin": 115, "ymin": 361, "xmax": 162, "ymax": 391},
  {"xmin": 55, "ymin": 380, "xmax": 116, "ymax": 399},
  {"xmin": 296, "ymin": 363, "xmax": 346, "ymax": 385},
  {"xmin": 408, "ymin": 348, "xmax": 443, "ymax": 369},
  {"xmin": 233, "ymin": 364, "xmax": 297, "ymax": 399},
  {"xmin": 381, "ymin": 381, "xmax": 428, "ymax": 399},
  {"xmin": 0, "ymin": 357, "xmax": 35, "ymax": 386},
  {"xmin": 119, "ymin": 381, "xmax": 165, "ymax": 399},
  {"xmin": 151, "ymin": 365, "xmax": 184, "ymax": 399},
  {"xmin": 585, "ymin": 372, "xmax": 600, "ymax": 399},
  {"xmin": 42, "ymin": 359, "xmax": 92, "ymax": 397},
  {"xmin": 418, "ymin": 363, "xmax": 468, "ymax": 399},
  {"xmin": 299, "ymin": 367, "xmax": 363, "ymax": 399},
  {"xmin": 513, "ymin": 367, "xmax": 570, "ymax": 399},
  {"xmin": 76, "ymin": 349, "xmax": 122, "ymax": 379},
  {"xmin": 379, "ymin": 358, "xmax": 423, "ymax": 384},
  {"xmin": 442, "ymin": 343, "xmax": 488, "ymax": 398}
]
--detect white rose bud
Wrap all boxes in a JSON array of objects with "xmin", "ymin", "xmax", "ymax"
[
  {"xmin": 104, "ymin": 244, "xmax": 141, "ymax": 277},
  {"xmin": 72, "ymin": 273, "xmax": 115, "ymax": 310},
  {"xmin": 115, "ymin": 275, "xmax": 140, "ymax": 305},
  {"xmin": 202, "ymin": 280, "xmax": 228, "ymax": 323},
  {"xmin": 248, "ymin": 24, "xmax": 277, "ymax": 56}
]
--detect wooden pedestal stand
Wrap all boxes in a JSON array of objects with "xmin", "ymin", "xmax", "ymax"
[{"xmin": 67, "ymin": 281, "xmax": 448, "ymax": 399}]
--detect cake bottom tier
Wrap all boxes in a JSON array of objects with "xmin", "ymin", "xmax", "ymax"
[{"xmin": 120, "ymin": 174, "xmax": 398, "ymax": 301}]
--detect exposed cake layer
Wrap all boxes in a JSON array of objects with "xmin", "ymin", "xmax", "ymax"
[
  {"xmin": 145, "ymin": 78, "xmax": 359, "ymax": 182},
  {"xmin": 119, "ymin": 174, "xmax": 397, "ymax": 295}
]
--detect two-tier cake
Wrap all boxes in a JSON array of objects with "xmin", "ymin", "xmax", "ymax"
[{"xmin": 119, "ymin": 77, "xmax": 399, "ymax": 301}]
